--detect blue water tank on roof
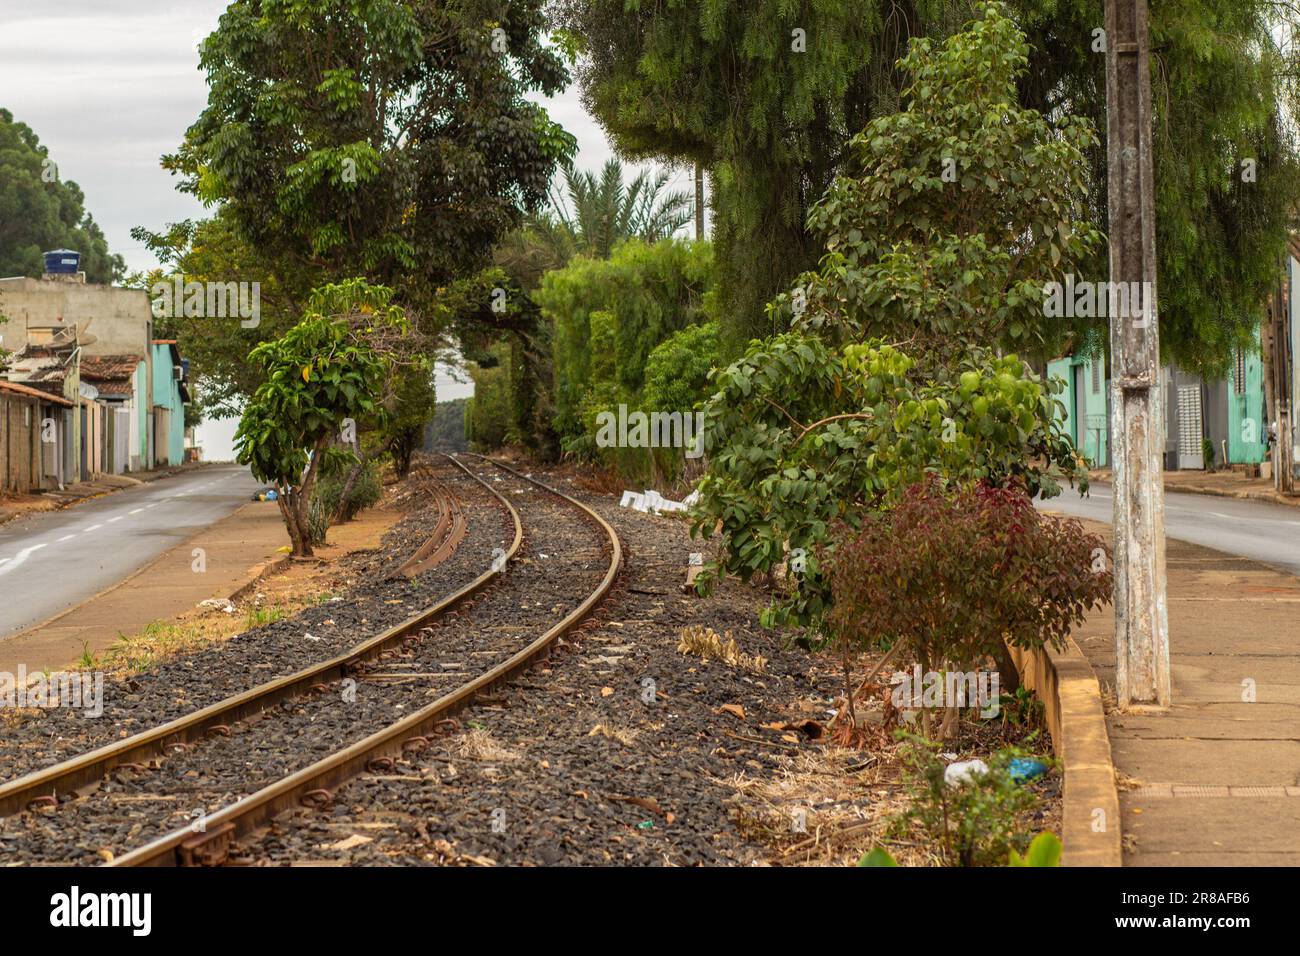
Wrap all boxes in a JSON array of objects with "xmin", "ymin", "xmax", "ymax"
[{"xmin": 43, "ymin": 249, "xmax": 81, "ymax": 274}]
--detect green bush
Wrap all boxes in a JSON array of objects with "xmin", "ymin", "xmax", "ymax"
[
  {"xmin": 537, "ymin": 237, "xmax": 716, "ymax": 444},
  {"xmin": 889, "ymin": 734, "xmax": 1048, "ymax": 867},
  {"xmin": 308, "ymin": 461, "xmax": 382, "ymax": 546}
]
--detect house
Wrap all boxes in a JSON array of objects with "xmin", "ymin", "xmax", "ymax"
[
  {"xmin": 0, "ymin": 379, "xmax": 73, "ymax": 493},
  {"xmin": 1049, "ymin": 256, "xmax": 1295, "ymax": 477},
  {"xmin": 1047, "ymin": 352, "xmax": 1109, "ymax": 467},
  {"xmin": 81, "ymin": 354, "xmax": 146, "ymax": 474},
  {"xmin": 150, "ymin": 340, "xmax": 189, "ymax": 467},
  {"xmin": 0, "ymin": 254, "xmax": 177, "ymax": 477}
]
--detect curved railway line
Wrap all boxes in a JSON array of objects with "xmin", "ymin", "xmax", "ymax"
[{"xmin": 0, "ymin": 454, "xmax": 622, "ymax": 867}]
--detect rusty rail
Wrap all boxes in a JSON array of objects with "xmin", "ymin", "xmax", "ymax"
[
  {"xmin": 109, "ymin": 454, "xmax": 621, "ymax": 866},
  {"xmin": 0, "ymin": 454, "xmax": 520, "ymax": 818},
  {"xmin": 394, "ymin": 473, "xmax": 467, "ymax": 578}
]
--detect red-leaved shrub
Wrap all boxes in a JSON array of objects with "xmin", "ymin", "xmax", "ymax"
[{"xmin": 826, "ymin": 479, "xmax": 1113, "ymax": 697}]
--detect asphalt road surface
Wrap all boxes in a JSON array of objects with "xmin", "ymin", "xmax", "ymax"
[
  {"xmin": 0, "ymin": 465, "xmax": 261, "ymax": 639},
  {"xmin": 1040, "ymin": 481, "xmax": 1300, "ymax": 578}
]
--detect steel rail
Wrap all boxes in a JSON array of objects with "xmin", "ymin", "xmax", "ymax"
[
  {"xmin": 394, "ymin": 473, "xmax": 467, "ymax": 578},
  {"xmin": 110, "ymin": 454, "xmax": 622, "ymax": 866},
  {"xmin": 0, "ymin": 454, "xmax": 520, "ymax": 818}
]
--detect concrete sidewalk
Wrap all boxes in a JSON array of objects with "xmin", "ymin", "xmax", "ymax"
[
  {"xmin": 1090, "ymin": 467, "xmax": 1300, "ymax": 508},
  {"xmin": 0, "ymin": 499, "xmax": 288, "ymax": 675},
  {"xmin": 1070, "ymin": 527, "xmax": 1300, "ymax": 865}
]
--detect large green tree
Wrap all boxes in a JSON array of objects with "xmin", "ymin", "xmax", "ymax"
[
  {"xmin": 555, "ymin": 0, "xmax": 1300, "ymax": 373},
  {"xmin": 0, "ymin": 108, "xmax": 124, "ymax": 284},
  {"xmin": 162, "ymin": 0, "xmax": 574, "ymax": 315}
]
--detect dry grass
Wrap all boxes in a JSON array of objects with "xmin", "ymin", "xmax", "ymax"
[
  {"xmin": 588, "ymin": 722, "xmax": 639, "ymax": 746},
  {"xmin": 726, "ymin": 744, "xmax": 931, "ymax": 867},
  {"xmin": 454, "ymin": 727, "xmax": 520, "ymax": 762},
  {"xmin": 95, "ymin": 600, "xmax": 310, "ymax": 677},
  {"xmin": 677, "ymin": 624, "xmax": 768, "ymax": 673}
]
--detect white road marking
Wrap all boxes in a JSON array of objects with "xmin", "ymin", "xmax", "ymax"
[
  {"xmin": 0, "ymin": 543, "xmax": 47, "ymax": 578},
  {"xmin": 57, "ymin": 534, "xmax": 75, "ymax": 542},
  {"xmin": 107, "ymin": 516, "xmax": 123, "ymax": 523},
  {"xmin": 129, "ymin": 508, "xmax": 144, "ymax": 515},
  {"xmin": 83, "ymin": 524, "xmax": 102, "ymax": 532}
]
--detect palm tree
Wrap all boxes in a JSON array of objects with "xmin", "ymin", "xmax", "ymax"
[{"xmin": 539, "ymin": 158, "xmax": 694, "ymax": 260}]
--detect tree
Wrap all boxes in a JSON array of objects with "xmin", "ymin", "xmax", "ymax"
[
  {"xmin": 532, "ymin": 237, "xmax": 715, "ymax": 445},
  {"xmin": 538, "ymin": 158, "xmax": 693, "ymax": 260},
  {"xmin": 0, "ymin": 108, "xmax": 125, "ymax": 284},
  {"xmin": 778, "ymin": 4, "xmax": 1102, "ymax": 362},
  {"xmin": 555, "ymin": 0, "xmax": 1300, "ymax": 373},
  {"xmin": 129, "ymin": 211, "xmax": 306, "ymax": 421},
  {"xmin": 161, "ymin": 0, "xmax": 575, "ymax": 314},
  {"xmin": 689, "ymin": 6, "xmax": 1092, "ymax": 636},
  {"xmin": 234, "ymin": 280, "xmax": 418, "ymax": 557},
  {"xmin": 553, "ymin": 0, "xmax": 903, "ymax": 350}
]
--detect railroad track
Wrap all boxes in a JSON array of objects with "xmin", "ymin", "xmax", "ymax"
[
  {"xmin": 0, "ymin": 454, "xmax": 621, "ymax": 867},
  {"xmin": 393, "ymin": 461, "xmax": 468, "ymax": 578}
]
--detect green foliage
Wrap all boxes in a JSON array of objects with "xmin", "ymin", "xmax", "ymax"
[
  {"xmin": 465, "ymin": 342, "xmax": 515, "ymax": 450},
  {"xmin": 539, "ymin": 158, "xmax": 694, "ymax": 261},
  {"xmin": 859, "ymin": 830, "xmax": 1061, "ymax": 867},
  {"xmin": 234, "ymin": 279, "xmax": 410, "ymax": 555},
  {"xmin": 1000, "ymin": 685, "xmax": 1046, "ymax": 731},
  {"xmin": 129, "ymin": 210, "xmax": 305, "ymax": 421},
  {"xmin": 164, "ymin": 0, "xmax": 573, "ymax": 316},
  {"xmin": 641, "ymin": 321, "xmax": 722, "ymax": 422},
  {"xmin": 536, "ymin": 238, "xmax": 716, "ymax": 443},
  {"xmin": 0, "ymin": 108, "xmax": 125, "ymax": 283},
  {"xmin": 825, "ymin": 481, "xmax": 1114, "ymax": 676},
  {"xmin": 690, "ymin": 337, "xmax": 1086, "ymax": 635},
  {"xmin": 309, "ymin": 460, "xmax": 382, "ymax": 545},
  {"xmin": 778, "ymin": 2, "xmax": 1102, "ymax": 359},
  {"xmin": 1008, "ymin": 831, "xmax": 1062, "ymax": 867},
  {"xmin": 427, "ymin": 399, "xmax": 468, "ymax": 452},
  {"xmin": 1008, "ymin": 0, "xmax": 1300, "ymax": 375},
  {"xmin": 558, "ymin": 0, "xmax": 1300, "ymax": 373},
  {"xmin": 856, "ymin": 848, "xmax": 899, "ymax": 867},
  {"xmin": 890, "ymin": 734, "xmax": 1046, "ymax": 867},
  {"xmin": 553, "ymin": 0, "xmax": 925, "ymax": 351}
]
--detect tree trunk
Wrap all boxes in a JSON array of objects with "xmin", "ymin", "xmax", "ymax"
[{"xmin": 994, "ymin": 640, "xmax": 1021, "ymax": 695}]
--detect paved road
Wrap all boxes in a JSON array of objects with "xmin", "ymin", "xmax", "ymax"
[
  {"xmin": 1040, "ymin": 481, "xmax": 1300, "ymax": 578},
  {"xmin": 0, "ymin": 465, "xmax": 261, "ymax": 639}
]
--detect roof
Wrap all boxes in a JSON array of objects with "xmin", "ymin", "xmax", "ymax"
[
  {"xmin": 0, "ymin": 380, "xmax": 73, "ymax": 406},
  {"xmin": 81, "ymin": 354, "xmax": 142, "ymax": 382}
]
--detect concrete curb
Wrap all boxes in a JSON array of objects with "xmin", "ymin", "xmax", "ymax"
[
  {"xmin": 1010, "ymin": 636, "xmax": 1123, "ymax": 867},
  {"xmin": 228, "ymin": 554, "xmax": 294, "ymax": 602}
]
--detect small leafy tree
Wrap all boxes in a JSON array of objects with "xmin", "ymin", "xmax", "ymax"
[
  {"xmin": 691, "ymin": 338, "xmax": 1084, "ymax": 634},
  {"xmin": 825, "ymin": 480, "xmax": 1113, "ymax": 713},
  {"xmin": 776, "ymin": 1, "xmax": 1102, "ymax": 359},
  {"xmin": 235, "ymin": 280, "xmax": 414, "ymax": 557}
]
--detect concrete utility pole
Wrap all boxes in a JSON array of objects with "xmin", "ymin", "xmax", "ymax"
[{"xmin": 1105, "ymin": 0, "xmax": 1170, "ymax": 707}]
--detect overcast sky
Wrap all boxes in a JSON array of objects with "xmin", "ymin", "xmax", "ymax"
[{"xmin": 1, "ymin": 1, "xmax": 693, "ymax": 457}]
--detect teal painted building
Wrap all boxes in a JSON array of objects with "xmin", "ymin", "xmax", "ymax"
[
  {"xmin": 1226, "ymin": 328, "xmax": 1267, "ymax": 465},
  {"xmin": 1047, "ymin": 352, "xmax": 1108, "ymax": 467},
  {"xmin": 150, "ymin": 340, "xmax": 189, "ymax": 467}
]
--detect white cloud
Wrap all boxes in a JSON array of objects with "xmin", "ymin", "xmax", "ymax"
[{"xmin": 0, "ymin": 1, "xmax": 700, "ymax": 277}]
